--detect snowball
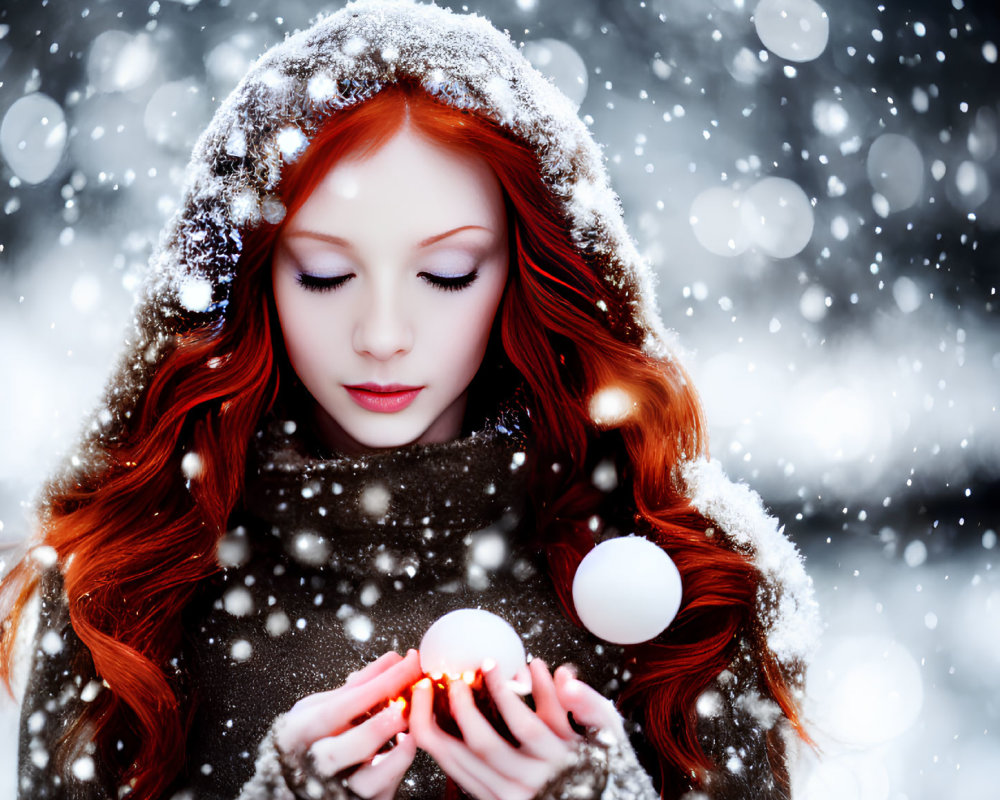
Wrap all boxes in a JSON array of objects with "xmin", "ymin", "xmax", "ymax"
[
  {"xmin": 572, "ymin": 536, "xmax": 682, "ymax": 645},
  {"xmin": 419, "ymin": 609, "xmax": 526, "ymax": 680}
]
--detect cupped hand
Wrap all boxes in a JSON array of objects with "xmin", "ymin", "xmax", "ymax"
[
  {"xmin": 275, "ymin": 649, "xmax": 423, "ymax": 800},
  {"xmin": 408, "ymin": 658, "xmax": 622, "ymax": 800}
]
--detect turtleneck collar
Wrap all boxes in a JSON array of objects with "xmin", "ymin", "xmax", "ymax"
[{"xmin": 241, "ymin": 405, "xmax": 530, "ymax": 549}]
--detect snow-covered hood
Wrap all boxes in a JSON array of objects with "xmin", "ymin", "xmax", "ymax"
[
  {"xmin": 149, "ymin": 0, "xmax": 667, "ymax": 348},
  {"xmin": 83, "ymin": 0, "xmax": 819, "ymax": 666}
]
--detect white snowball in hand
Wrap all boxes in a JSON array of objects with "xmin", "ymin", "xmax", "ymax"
[
  {"xmin": 572, "ymin": 536, "xmax": 683, "ymax": 645},
  {"xmin": 419, "ymin": 609, "xmax": 526, "ymax": 680}
]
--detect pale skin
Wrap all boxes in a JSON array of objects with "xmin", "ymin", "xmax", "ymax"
[{"xmin": 271, "ymin": 124, "xmax": 622, "ymax": 799}]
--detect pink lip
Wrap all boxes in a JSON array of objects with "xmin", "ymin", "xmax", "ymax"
[{"xmin": 344, "ymin": 383, "xmax": 423, "ymax": 413}]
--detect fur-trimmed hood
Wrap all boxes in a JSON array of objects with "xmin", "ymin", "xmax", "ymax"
[{"xmin": 72, "ymin": 0, "xmax": 818, "ymax": 669}]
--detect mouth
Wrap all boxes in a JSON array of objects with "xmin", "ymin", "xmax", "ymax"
[{"xmin": 344, "ymin": 383, "xmax": 423, "ymax": 413}]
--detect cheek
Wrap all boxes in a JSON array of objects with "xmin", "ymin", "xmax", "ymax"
[
  {"xmin": 274, "ymin": 286, "xmax": 345, "ymax": 381},
  {"xmin": 422, "ymin": 290, "xmax": 503, "ymax": 380}
]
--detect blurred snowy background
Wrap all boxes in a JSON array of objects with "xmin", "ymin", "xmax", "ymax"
[{"xmin": 0, "ymin": 0, "xmax": 997, "ymax": 797}]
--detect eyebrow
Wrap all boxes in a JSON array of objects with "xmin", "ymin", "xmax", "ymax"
[{"xmin": 284, "ymin": 225, "xmax": 493, "ymax": 249}]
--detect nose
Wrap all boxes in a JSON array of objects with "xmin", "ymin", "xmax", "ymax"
[{"xmin": 352, "ymin": 283, "xmax": 414, "ymax": 360}]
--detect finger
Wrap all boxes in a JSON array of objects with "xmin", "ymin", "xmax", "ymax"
[
  {"xmin": 340, "ymin": 649, "xmax": 423, "ymax": 719},
  {"xmin": 440, "ymin": 736, "xmax": 536, "ymax": 800},
  {"xmin": 346, "ymin": 650, "xmax": 406, "ymax": 687},
  {"xmin": 480, "ymin": 662, "xmax": 573, "ymax": 761},
  {"xmin": 448, "ymin": 678, "xmax": 553, "ymax": 785},
  {"xmin": 345, "ymin": 732, "xmax": 417, "ymax": 800},
  {"xmin": 553, "ymin": 665, "xmax": 625, "ymax": 737},
  {"xmin": 294, "ymin": 652, "xmax": 404, "ymax": 714},
  {"xmin": 527, "ymin": 659, "xmax": 578, "ymax": 740},
  {"xmin": 309, "ymin": 703, "xmax": 408, "ymax": 777},
  {"xmin": 409, "ymin": 681, "xmax": 524, "ymax": 800},
  {"xmin": 289, "ymin": 650, "xmax": 422, "ymax": 746}
]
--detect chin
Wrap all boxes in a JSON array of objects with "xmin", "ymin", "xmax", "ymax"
[{"xmin": 345, "ymin": 421, "xmax": 428, "ymax": 451}]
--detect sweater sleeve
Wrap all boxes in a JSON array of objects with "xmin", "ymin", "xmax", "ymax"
[
  {"xmin": 236, "ymin": 718, "xmax": 364, "ymax": 800},
  {"xmin": 536, "ymin": 728, "xmax": 658, "ymax": 800}
]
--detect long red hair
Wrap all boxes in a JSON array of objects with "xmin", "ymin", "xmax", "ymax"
[{"xmin": 1, "ymin": 84, "xmax": 806, "ymax": 797}]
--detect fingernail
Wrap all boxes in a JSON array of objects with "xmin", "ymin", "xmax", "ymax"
[
  {"xmin": 386, "ymin": 698, "xmax": 405, "ymax": 717},
  {"xmin": 396, "ymin": 731, "xmax": 408, "ymax": 744},
  {"xmin": 481, "ymin": 658, "xmax": 497, "ymax": 673},
  {"xmin": 506, "ymin": 677, "xmax": 532, "ymax": 695}
]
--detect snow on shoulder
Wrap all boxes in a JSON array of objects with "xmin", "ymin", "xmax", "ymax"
[{"xmin": 681, "ymin": 457, "xmax": 821, "ymax": 667}]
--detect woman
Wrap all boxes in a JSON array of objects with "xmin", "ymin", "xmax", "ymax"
[{"xmin": 0, "ymin": 2, "xmax": 819, "ymax": 798}]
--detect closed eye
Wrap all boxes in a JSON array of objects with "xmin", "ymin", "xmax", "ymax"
[
  {"xmin": 420, "ymin": 270, "xmax": 479, "ymax": 292},
  {"xmin": 296, "ymin": 273, "xmax": 353, "ymax": 292}
]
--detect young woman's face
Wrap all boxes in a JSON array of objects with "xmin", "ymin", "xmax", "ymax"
[{"xmin": 272, "ymin": 125, "xmax": 509, "ymax": 454}]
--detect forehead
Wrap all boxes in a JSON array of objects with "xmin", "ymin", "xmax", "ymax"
[{"xmin": 286, "ymin": 125, "xmax": 507, "ymax": 239}]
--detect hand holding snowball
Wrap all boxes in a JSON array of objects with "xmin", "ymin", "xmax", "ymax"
[
  {"xmin": 409, "ymin": 657, "xmax": 626, "ymax": 800},
  {"xmin": 274, "ymin": 649, "xmax": 423, "ymax": 800}
]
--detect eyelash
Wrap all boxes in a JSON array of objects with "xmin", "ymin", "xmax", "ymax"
[
  {"xmin": 295, "ymin": 270, "xmax": 480, "ymax": 293},
  {"xmin": 296, "ymin": 273, "xmax": 351, "ymax": 292}
]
